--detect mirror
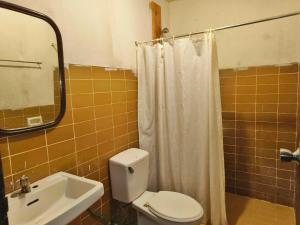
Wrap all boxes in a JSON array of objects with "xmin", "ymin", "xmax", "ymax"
[{"xmin": 0, "ymin": 1, "xmax": 65, "ymax": 135}]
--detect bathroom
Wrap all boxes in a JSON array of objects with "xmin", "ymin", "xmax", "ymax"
[{"xmin": 0, "ymin": 0, "xmax": 300, "ymax": 225}]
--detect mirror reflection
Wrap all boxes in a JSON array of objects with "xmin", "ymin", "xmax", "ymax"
[{"xmin": 0, "ymin": 7, "xmax": 61, "ymax": 130}]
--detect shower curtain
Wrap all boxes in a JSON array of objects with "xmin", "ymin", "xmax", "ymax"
[{"xmin": 137, "ymin": 32, "xmax": 227, "ymax": 225}]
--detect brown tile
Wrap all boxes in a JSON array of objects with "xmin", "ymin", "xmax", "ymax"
[
  {"xmin": 220, "ymin": 85, "xmax": 235, "ymax": 95},
  {"xmin": 236, "ymin": 67, "xmax": 256, "ymax": 76},
  {"xmin": 219, "ymin": 69, "xmax": 236, "ymax": 76},
  {"xmin": 257, "ymin": 94, "xmax": 278, "ymax": 103},
  {"xmin": 278, "ymin": 113, "xmax": 296, "ymax": 123},
  {"xmin": 256, "ymin": 113, "xmax": 277, "ymax": 122},
  {"xmin": 111, "ymin": 80, "xmax": 126, "ymax": 91},
  {"xmin": 221, "ymin": 95, "xmax": 235, "ymax": 103},
  {"xmin": 237, "ymin": 76, "xmax": 256, "ymax": 85},
  {"xmin": 280, "ymin": 64, "xmax": 298, "ymax": 73},
  {"xmin": 236, "ymin": 85, "xmax": 256, "ymax": 94},
  {"xmin": 236, "ymin": 104, "xmax": 255, "ymax": 112},
  {"xmin": 236, "ymin": 95, "xmax": 255, "ymax": 103},
  {"xmin": 220, "ymin": 77, "xmax": 235, "ymax": 86},
  {"xmin": 278, "ymin": 104, "xmax": 297, "ymax": 113},
  {"xmin": 279, "ymin": 84, "xmax": 298, "ymax": 93},
  {"xmin": 257, "ymin": 65, "xmax": 279, "ymax": 75},
  {"xmin": 279, "ymin": 73, "xmax": 298, "ymax": 84},
  {"xmin": 257, "ymin": 75, "xmax": 278, "ymax": 84}
]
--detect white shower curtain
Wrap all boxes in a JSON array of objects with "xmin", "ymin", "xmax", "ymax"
[{"xmin": 137, "ymin": 32, "xmax": 227, "ymax": 225}]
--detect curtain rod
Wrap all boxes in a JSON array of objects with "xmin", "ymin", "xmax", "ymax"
[{"xmin": 135, "ymin": 11, "xmax": 300, "ymax": 46}]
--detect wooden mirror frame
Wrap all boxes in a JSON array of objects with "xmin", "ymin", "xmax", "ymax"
[{"xmin": 0, "ymin": 1, "xmax": 66, "ymax": 136}]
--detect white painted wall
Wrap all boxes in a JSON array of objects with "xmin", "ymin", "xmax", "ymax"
[
  {"xmin": 6, "ymin": 0, "xmax": 169, "ymax": 69},
  {"xmin": 168, "ymin": 0, "xmax": 300, "ymax": 68}
]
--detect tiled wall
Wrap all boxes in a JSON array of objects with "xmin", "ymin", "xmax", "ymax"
[
  {"xmin": 221, "ymin": 63, "xmax": 299, "ymax": 206},
  {"xmin": 0, "ymin": 65, "xmax": 138, "ymax": 225}
]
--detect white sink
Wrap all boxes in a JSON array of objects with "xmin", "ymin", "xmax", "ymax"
[{"xmin": 7, "ymin": 172, "xmax": 104, "ymax": 225}]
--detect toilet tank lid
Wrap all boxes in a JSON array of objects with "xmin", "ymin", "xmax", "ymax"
[{"xmin": 109, "ymin": 148, "xmax": 149, "ymax": 166}]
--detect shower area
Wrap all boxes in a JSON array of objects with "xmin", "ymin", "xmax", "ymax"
[{"xmin": 140, "ymin": 0, "xmax": 300, "ymax": 225}]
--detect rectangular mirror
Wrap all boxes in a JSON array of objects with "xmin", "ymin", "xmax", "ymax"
[{"xmin": 0, "ymin": 1, "xmax": 65, "ymax": 135}]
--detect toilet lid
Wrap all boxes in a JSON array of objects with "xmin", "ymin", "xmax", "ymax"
[{"xmin": 146, "ymin": 191, "xmax": 203, "ymax": 223}]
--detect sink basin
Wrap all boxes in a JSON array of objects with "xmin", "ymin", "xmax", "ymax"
[{"xmin": 7, "ymin": 172, "xmax": 104, "ymax": 225}]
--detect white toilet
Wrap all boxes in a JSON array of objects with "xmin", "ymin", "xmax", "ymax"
[{"xmin": 109, "ymin": 148, "xmax": 203, "ymax": 225}]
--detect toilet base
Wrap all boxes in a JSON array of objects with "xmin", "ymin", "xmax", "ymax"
[{"xmin": 137, "ymin": 211, "xmax": 160, "ymax": 225}]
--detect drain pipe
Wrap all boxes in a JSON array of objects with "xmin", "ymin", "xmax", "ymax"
[{"xmin": 87, "ymin": 208, "xmax": 112, "ymax": 225}]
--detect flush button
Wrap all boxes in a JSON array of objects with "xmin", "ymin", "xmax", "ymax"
[{"xmin": 128, "ymin": 167, "xmax": 134, "ymax": 174}]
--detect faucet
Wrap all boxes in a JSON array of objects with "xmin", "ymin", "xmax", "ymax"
[{"xmin": 18, "ymin": 175, "xmax": 31, "ymax": 194}]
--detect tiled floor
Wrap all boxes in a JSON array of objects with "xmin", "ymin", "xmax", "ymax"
[{"xmin": 226, "ymin": 193, "xmax": 295, "ymax": 225}]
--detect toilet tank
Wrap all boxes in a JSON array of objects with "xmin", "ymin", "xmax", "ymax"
[{"xmin": 109, "ymin": 148, "xmax": 149, "ymax": 203}]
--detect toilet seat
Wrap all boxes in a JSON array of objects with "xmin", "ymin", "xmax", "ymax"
[{"xmin": 146, "ymin": 191, "xmax": 203, "ymax": 223}]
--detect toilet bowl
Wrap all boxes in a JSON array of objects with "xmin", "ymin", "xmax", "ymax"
[{"xmin": 109, "ymin": 148, "xmax": 203, "ymax": 225}]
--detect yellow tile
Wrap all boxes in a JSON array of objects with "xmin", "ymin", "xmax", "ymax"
[
  {"xmin": 69, "ymin": 65, "xmax": 92, "ymax": 79},
  {"xmin": 111, "ymin": 80, "xmax": 126, "ymax": 91},
  {"xmin": 92, "ymin": 66, "xmax": 110, "ymax": 79},
  {"xmin": 112, "ymin": 92, "xmax": 126, "ymax": 103},
  {"xmin": 1, "ymin": 157, "xmax": 11, "ymax": 177},
  {"xmin": 46, "ymin": 125, "xmax": 74, "ymax": 145},
  {"xmin": 74, "ymin": 120, "xmax": 96, "ymax": 137},
  {"xmin": 9, "ymin": 131, "xmax": 46, "ymax": 155},
  {"xmin": 72, "ymin": 94, "xmax": 94, "ymax": 108},
  {"xmin": 96, "ymin": 117, "xmax": 113, "ymax": 131},
  {"xmin": 97, "ymin": 129, "xmax": 114, "ymax": 144},
  {"xmin": 50, "ymin": 153, "xmax": 76, "ymax": 174},
  {"xmin": 94, "ymin": 93, "xmax": 111, "ymax": 105},
  {"xmin": 77, "ymin": 146, "xmax": 98, "ymax": 164},
  {"xmin": 13, "ymin": 163, "xmax": 49, "ymax": 185},
  {"xmin": 110, "ymin": 70, "xmax": 124, "ymax": 79},
  {"xmin": 75, "ymin": 133, "xmax": 97, "ymax": 151},
  {"xmin": 95, "ymin": 105, "xmax": 113, "ymax": 118},
  {"xmin": 70, "ymin": 80, "xmax": 93, "ymax": 94},
  {"xmin": 48, "ymin": 139, "xmax": 76, "ymax": 160},
  {"xmin": 11, "ymin": 147, "xmax": 48, "ymax": 173},
  {"xmin": 73, "ymin": 107, "xmax": 94, "ymax": 122},
  {"xmin": 93, "ymin": 80, "xmax": 111, "ymax": 92},
  {"xmin": 0, "ymin": 138, "xmax": 9, "ymax": 157}
]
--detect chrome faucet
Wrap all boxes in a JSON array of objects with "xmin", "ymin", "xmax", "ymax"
[{"xmin": 18, "ymin": 175, "xmax": 31, "ymax": 194}]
